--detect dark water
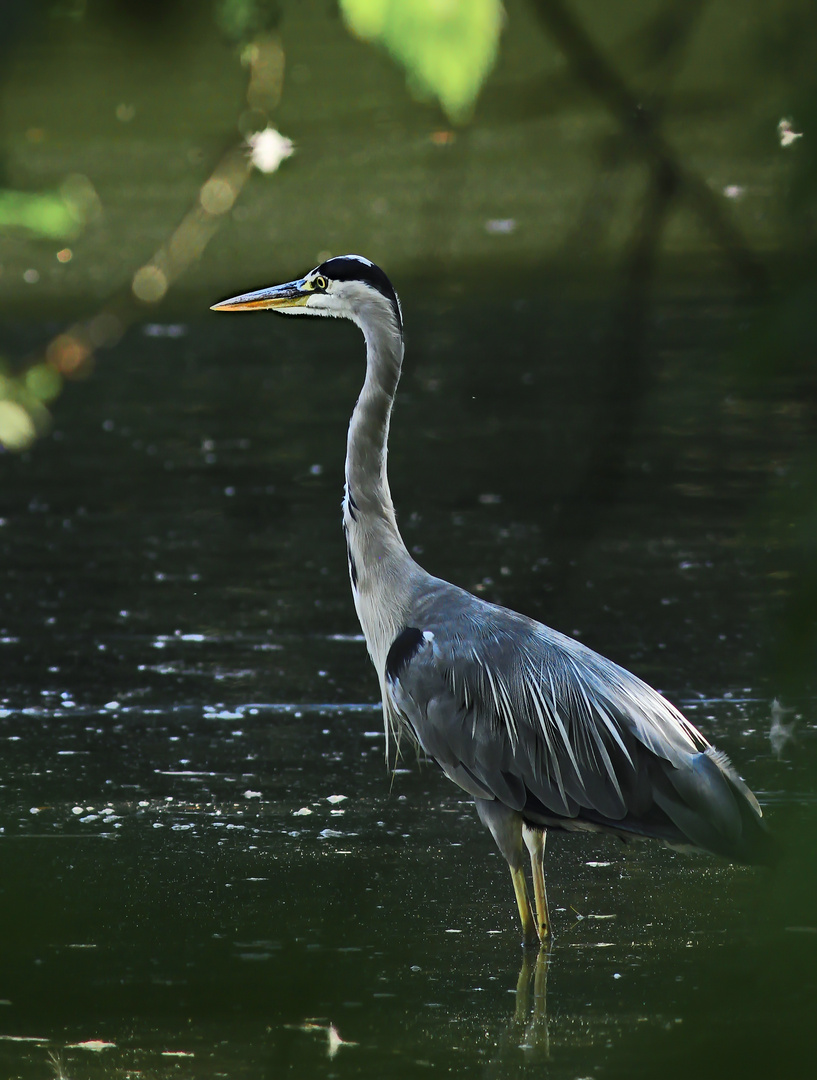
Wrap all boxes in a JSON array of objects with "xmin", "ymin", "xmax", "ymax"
[{"xmin": 1, "ymin": 288, "xmax": 815, "ymax": 1077}]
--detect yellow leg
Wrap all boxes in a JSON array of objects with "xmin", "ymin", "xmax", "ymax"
[
  {"xmin": 510, "ymin": 864, "xmax": 538, "ymax": 947},
  {"xmin": 474, "ymin": 799, "xmax": 543, "ymax": 947},
  {"xmin": 524, "ymin": 826, "xmax": 551, "ymax": 941}
]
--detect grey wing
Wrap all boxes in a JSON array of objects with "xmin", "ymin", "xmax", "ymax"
[{"xmin": 384, "ymin": 608, "xmax": 766, "ymax": 861}]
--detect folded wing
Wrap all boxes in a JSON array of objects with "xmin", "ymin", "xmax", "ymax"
[{"xmin": 384, "ymin": 582, "xmax": 769, "ymax": 863}]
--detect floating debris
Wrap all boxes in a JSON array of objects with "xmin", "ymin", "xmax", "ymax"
[
  {"xmin": 291, "ymin": 1020, "xmax": 357, "ymax": 1059},
  {"xmin": 770, "ymin": 698, "xmax": 797, "ymax": 759},
  {"xmin": 65, "ymin": 1040, "xmax": 116, "ymax": 1051}
]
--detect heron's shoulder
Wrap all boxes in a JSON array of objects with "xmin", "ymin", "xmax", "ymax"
[
  {"xmin": 392, "ymin": 577, "xmax": 581, "ymax": 692},
  {"xmin": 405, "ymin": 576, "xmax": 537, "ymax": 634},
  {"xmin": 402, "ymin": 576, "xmax": 585, "ymax": 663},
  {"xmin": 394, "ymin": 576, "xmax": 707, "ymax": 755}
]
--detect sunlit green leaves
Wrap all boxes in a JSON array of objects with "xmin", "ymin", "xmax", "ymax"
[
  {"xmin": 340, "ymin": 0, "xmax": 503, "ymax": 123},
  {"xmin": 0, "ymin": 190, "xmax": 81, "ymax": 241},
  {"xmin": 0, "ymin": 173, "xmax": 99, "ymax": 241}
]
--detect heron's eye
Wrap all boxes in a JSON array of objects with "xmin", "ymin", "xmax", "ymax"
[{"xmin": 314, "ymin": 275, "xmax": 328, "ymax": 291}]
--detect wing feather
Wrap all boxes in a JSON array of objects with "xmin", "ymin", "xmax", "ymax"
[{"xmin": 381, "ymin": 577, "xmax": 768, "ymax": 859}]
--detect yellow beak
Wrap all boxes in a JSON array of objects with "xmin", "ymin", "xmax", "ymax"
[{"xmin": 210, "ymin": 279, "xmax": 310, "ymax": 312}]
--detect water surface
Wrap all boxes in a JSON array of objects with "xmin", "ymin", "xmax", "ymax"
[{"xmin": 1, "ymin": 288, "xmax": 814, "ymax": 1077}]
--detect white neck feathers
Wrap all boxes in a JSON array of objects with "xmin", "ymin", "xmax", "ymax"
[{"xmin": 342, "ymin": 292, "xmax": 416, "ymax": 669}]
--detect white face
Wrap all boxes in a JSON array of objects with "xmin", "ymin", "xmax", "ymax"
[
  {"xmin": 297, "ymin": 272, "xmax": 389, "ymax": 325},
  {"xmin": 299, "ymin": 254, "xmax": 375, "ymax": 312}
]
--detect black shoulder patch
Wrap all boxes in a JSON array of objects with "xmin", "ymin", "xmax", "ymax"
[
  {"xmin": 385, "ymin": 626, "xmax": 424, "ymax": 683},
  {"xmin": 317, "ymin": 255, "xmax": 402, "ymax": 331}
]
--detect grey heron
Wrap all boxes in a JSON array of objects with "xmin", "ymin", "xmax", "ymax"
[{"xmin": 212, "ymin": 256, "xmax": 771, "ymax": 946}]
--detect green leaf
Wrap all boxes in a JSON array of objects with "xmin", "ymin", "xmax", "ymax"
[
  {"xmin": 0, "ymin": 189, "xmax": 82, "ymax": 240},
  {"xmin": 340, "ymin": 0, "xmax": 502, "ymax": 123}
]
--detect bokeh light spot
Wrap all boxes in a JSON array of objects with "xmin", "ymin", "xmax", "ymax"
[
  {"xmin": 46, "ymin": 334, "xmax": 91, "ymax": 375},
  {"xmin": 0, "ymin": 401, "xmax": 37, "ymax": 450},
  {"xmin": 200, "ymin": 178, "xmax": 237, "ymax": 216},
  {"xmin": 132, "ymin": 266, "xmax": 168, "ymax": 303},
  {"xmin": 56, "ymin": 248, "xmax": 73, "ymax": 263},
  {"xmin": 25, "ymin": 364, "xmax": 62, "ymax": 403}
]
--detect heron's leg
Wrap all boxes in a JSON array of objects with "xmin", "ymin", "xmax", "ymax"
[
  {"xmin": 510, "ymin": 865, "xmax": 538, "ymax": 947},
  {"xmin": 523, "ymin": 825, "xmax": 550, "ymax": 941},
  {"xmin": 475, "ymin": 798, "xmax": 538, "ymax": 946}
]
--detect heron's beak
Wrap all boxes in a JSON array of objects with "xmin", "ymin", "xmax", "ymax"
[{"xmin": 210, "ymin": 279, "xmax": 310, "ymax": 312}]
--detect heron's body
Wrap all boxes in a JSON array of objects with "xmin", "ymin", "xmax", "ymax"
[{"xmin": 213, "ymin": 256, "xmax": 770, "ymax": 945}]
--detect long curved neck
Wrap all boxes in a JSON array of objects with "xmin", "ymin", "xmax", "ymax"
[
  {"xmin": 343, "ymin": 308, "xmax": 417, "ymax": 667},
  {"xmin": 345, "ymin": 318, "xmax": 403, "ymax": 524}
]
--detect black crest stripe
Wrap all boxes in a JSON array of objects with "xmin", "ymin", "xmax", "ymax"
[{"xmin": 317, "ymin": 256, "xmax": 402, "ymax": 331}]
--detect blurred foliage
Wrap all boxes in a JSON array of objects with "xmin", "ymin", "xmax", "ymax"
[
  {"xmin": 340, "ymin": 0, "xmax": 502, "ymax": 122},
  {"xmin": 0, "ymin": 189, "xmax": 80, "ymax": 240},
  {"xmin": 212, "ymin": 0, "xmax": 281, "ymax": 44},
  {"xmin": 0, "ymin": 172, "xmax": 99, "ymax": 240}
]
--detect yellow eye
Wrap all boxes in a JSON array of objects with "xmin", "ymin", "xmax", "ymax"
[{"xmin": 314, "ymin": 275, "xmax": 328, "ymax": 291}]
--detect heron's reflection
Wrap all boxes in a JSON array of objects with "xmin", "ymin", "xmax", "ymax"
[
  {"xmin": 486, "ymin": 947, "xmax": 551, "ymax": 1076},
  {"xmin": 514, "ymin": 948, "xmax": 550, "ymax": 1056}
]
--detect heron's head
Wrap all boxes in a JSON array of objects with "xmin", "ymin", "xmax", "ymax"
[{"xmin": 211, "ymin": 254, "xmax": 402, "ymax": 336}]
